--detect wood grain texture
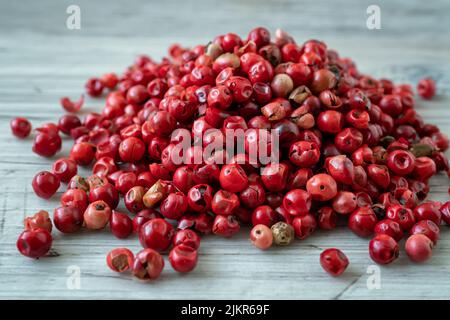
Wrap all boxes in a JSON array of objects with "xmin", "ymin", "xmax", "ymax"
[{"xmin": 0, "ymin": 0, "xmax": 449, "ymax": 300}]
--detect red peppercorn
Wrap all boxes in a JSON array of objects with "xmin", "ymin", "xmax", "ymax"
[
  {"xmin": 139, "ymin": 218, "xmax": 174, "ymax": 252},
  {"xmin": 417, "ymin": 78, "xmax": 436, "ymax": 100},
  {"xmin": 110, "ymin": 210, "xmax": 133, "ymax": 239},
  {"xmin": 211, "ymin": 190, "xmax": 240, "ymax": 216},
  {"xmin": 132, "ymin": 248, "xmax": 164, "ymax": 280},
  {"xmin": 61, "ymin": 188, "xmax": 88, "ymax": 212},
  {"xmin": 289, "ymin": 141, "xmax": 320, "ymax": 167},
  {"xmin": 219, "ymin": 164, "xmax": 248, "ymax": 193},
  {"xmin": 132, "ymin": 209, "xmax": 160, "ymax": 233},
  {"xmin": 252, "ymin": 205, "xmax": 279, "ymax": 227},
  {"xmin": 58, "ymin": 114, "xmax": 81, "ymax": 135},
  {"xmin": 261, "ymin": 163, "xmax": 289, "ymax": 192},
  {"xmin": 173, "ymin": 229, "xmax": 201, "ymax": 250},
  {"xmin": 106, "ymin": 248, "xmax": 134, "ymax": 273},
  {"xmin": 212, "ymin": 214, "xmax": 240, "ymax": 237},
  {"xmin": 89, "ymin": 183, "xmax": 119, "ymax": 209},
  {"xmin": 10, "ymin": 117, "xmax": 32, "ymax": 138},
  {"xmin": 367, "ymin": 164, "xmax": 390, "ymax": 189},
  {"xmin": 374, "ymin": 219, "xmax": 403, "ymax": 242},
  {"xmin": 32, "ymin": 132, "xmax": 62, "ymax": 157},
  {"xmin": 387, "ymin": 150, "xmax": 415, "ymax": 176},
  {"xmin": 84, "ymin": 200, "xmax": 112, "ymax": 230},
  {"xmin": 17, "ymin": 228, "xmax": 52, "ymax": 259},
  {"xmin": 405, "ymin": 234, "xmax": 433, "ymax": 263},
  {"xmin": 250, "ymin": 224, "xmax": 273, "ymax": 250},
  {"xmin": 52, "ymin": 158, "xmax": 78, "ymax": 183},
  {"xmin": 24, "ymin": 210, "xmax": 52, "ymax": 233},
  {"xmin": 317, "ymin": 207, "xmax": 338, "ymax": 230},
  {"xmin": 53, "ymin": 206, "xmax": 83, "ymax": 233},
  {"xmin": 320, "ymin": 248, "xmax": 349, "ymax": 276},
  {"xmin": 440, "ymin": 201, "xmax": 450, "ymax": 225},
  {"xmin": 239, "ymin": 183, "xmax": 266, "ymax": 209},
  {"xmin": 292, "ymin": 213, "xmax": 317, "ymax": 240},
  {"xmin": 282, "ymin": 189, "xmax": 311, "ymax": 216},
  {"xmin": 169, "ymin": 244, "xmax": 198, "ymax": 273},
  {"xmin": 332, "ymin": 191, "xmax": 357, "ymax": 215},
  {"xmin": 413, "ymin": 202, "xmax": 442, "ymax": 225},
  {"xmin": 70, "ymin": 142, "xmax": 96, "ymax": 166},
  {"xmin": 369, "ymin": 234, "xmax": 399, "ymax": 265},
  {"xmin": 386, "ymin": 204, "xmax": 416, "ymax": 231},
  {"xmin": 160, "ymin": 192, "xmax": 188, "ymax": 220},
  {"xmin": 85, "ymin": 77, "xmax": 104, "ymax": 97},
  {"xmin": 348, "ymin": 207, "xmax": 378, "ymax": 237},
  {"xmin": 306, "ymin": 174, "xmax": 337, "ymax": 201},
  {"xmin": 119, "ymin": 137, "xmax": 145, "ymax": 163},
  {"xmin": 32, "ymin": 171, "xmax": 60, "ymax": 199},
  {"xmin": 410, "ymin": 220, "xmax": 439, "ymax": 245},
  {"xmin": 326, "ymin": 155, "xmax": 355, "ymax": 185}
]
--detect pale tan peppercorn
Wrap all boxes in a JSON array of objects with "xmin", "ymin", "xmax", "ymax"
[{"xmin": 271, "ymin": 222, "xmax": 295, "ymax": 245}]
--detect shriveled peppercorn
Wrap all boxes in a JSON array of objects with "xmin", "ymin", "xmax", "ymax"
[{"xmin": 271, "ymin": 222, "xmax": 294, "ymax": 246}]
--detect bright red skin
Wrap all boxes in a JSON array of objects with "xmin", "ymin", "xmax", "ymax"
[
  {"xmin": 417, "ymin": 78, "xmax": 436, "ymax": 99},
  {"xmin": 252, "ymin": 205, "xmax": 279, "ymax": 227},
  {"xmin": 289, "ymin": 141, "xmax": 320, "ymax": 167},
  {"xmin": 386, "ymin": 204, "xmax": 416, "ymax": 231},
  {"xmin": 332, "ymin": 191, "xmax": 357, "ymax": 215},
  {"xmin": 52, "ymin": 158, "xmax": 78, "ymax": 183},
  {"xmin": 132, "ymin": 209, "xmax": 160, "ymax": 233},
  {"xmin": 320, "ymin": 248, "xmax": 349, "ymax": 276},
  {"xmin": 60, "ymin": 188, "xmax": 88, "ymax": 212},
  {"xmin": 106, "ymin": 248, "xmax": 134, "ymax": 273},
  {"xmin": 115, "ymin": 172, "xmax": 137, "ymax": 194},
  {"xmin": 169, "ymin": 244, "xmax": 198, "ymax": 273},
  {"xmin": 17, "ymin": 228, "xmax": 52, "ymax": 258},
  {"xmin": 124, "ymin": 186, "xmax": 145, "ymax": 213},
  {"xmin": 119, "ymin": 137, "xmax": 146, "ymax": 163},
  {"xmin": 292, "ymin": 214, "xmax": 317, "ymax": 240},
  {"xmin": 413, "ymin": 202, "xmax": 442, "ymax": 225},
  {"xmin": 11, "ymin": 117, "xmax": 32, "ymax": 138},
  {"xmin": 139, "ymin": 218, "xmax": 175, "ymax": 252},
  {"xmin": 211, "ymin": 190, "xmax": 240, "ymax": 216},
  {"xmin": 32, "ymin": 171, "xmax": 60, "ymax": 199},
  {"xmin": 172, "ymin": 229, "xmax": 201, "ymax": 250},
  {"xmin": 261, "ymin": 163, "xmax": 289, "ymax": 192},
  {"xmin": 306, "ymin": 174, "xmax": 337, "ymax": 201},
  {"xmin": 110, "ymin": 211, "xmax": 133, "ymax": 239},
  {"xmin": 374, "ymin": 219, "xmax": 403, "ymax": 242},
  {"xmin": 32, "ymin": 133, "xmax": 62, "ymax": 157},
  {"xmin": 282, "ymin": 189, "xmax": 311, "ymax": 216},
  {"xmin": 369, "ymin": 234, "xmax": 399, "ymax": 265},
  {"xmin": 212, "ymin": 215, "xmax": 240, "ymax": 237},
  {"xmin": 70, "ymin": 142, "xmax": 96, "ymax": 166},
  {"xmin": 53, "ymin": 206, "xmax": 83, "ymax": 233},
  {"xmin": 440, "ymin": 201, "xmax": 450, "ymax": 225},
  {"xmin": 367, "ymin": 164, "xmax": 390, "ymax": 189},
  {"xmin": 58, "ymin": 114, "xmax": 81, "ymax": 135},
  {"xmin": 326, "ymin": 155, "xmax": 355, "ymax": 185},
  {"xmin": 348, "ymin": 207, "xmax": 378, "ymax": 237},
  {"xmin": 410, "ymin": 220, "xmax": 440, "ymax": 245},
  {"xmin": 187, "ymin": 184, "xmax": 213, "ymax": 212},
  {"xmin": 219, "ymin": 164, "xmax": 248, "ymax": 193},
  {"xmin": 132, "ymin": 248, "xmax": 164, "ymax": 280},
  {"xmin": 405, "ymin": 234, "xmax": 433, "ymax": 263},
  {"xmin": 89, "ymin": 183, "xmax": 119, "ymax": 209},
  {"xmin": 239, "ymin": 183, "xmax": 266, "ymax": 209},
  {"xmin": 24, "ymin": 210, "xmax": 52, "ymax": 233},
  {"xmin": 387, "ymin": 150, "xmax": 415, "ymax": 176},
  {"xmin": 160, "ymin": 192, "xmax": 188, "ymax": 220}
]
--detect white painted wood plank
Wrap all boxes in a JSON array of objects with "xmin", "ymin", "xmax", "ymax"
[{"xmin": 0, "ymin": 0, "xmax": 449, "ymax": 300}]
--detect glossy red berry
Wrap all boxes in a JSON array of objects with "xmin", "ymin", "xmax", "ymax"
[
  {"xmin": 89, "ymin": 183, "xmax": 119, "ymax": 209},
  {"xmin": 160, "ymin": 192, "xmax": 188, "ymax": 220},
  {"xmin": 387, "ymin": 150, "xmax": 415, "ymax": 176},
  {"xmin": 374, "ymin": 219, "xmax": 403, "ymax": 242},
  {"xmin": 325, "ymin": 155, "xmax": 355, "ymax": 185},
  {"xmin": 348, "ymin": 207, "xmax": 378, "ymax": 237},
  {"xmin": 332, "ymin": 191, "xmax": 357, "ymax": 214},
  {"xmin": 282, "ymin": 189, "xmax": 311, "ymax": 216},
  {"xmin": 219, "ymin": 164, "xmax": 248, "ymax": 193},
  {"xmin": 169, "ymin": 244, "xmax": 198, "ymax": 273},
  {"xmin": 289, "ymin": 141, "xmax": 320, "ymax": 167},
  {"xmin": 32, "ymin": 171, "xmax": 60, "ymax": 199},
  {"xmin": 317, "ymin": 207, "xmax": 338, "ymax": 230},
  {"xmin": 115, "ymin": 172, "xmax": 137, "ymax": 194},
  {"xmin": 119, "ymin": 137, "xmax": 145, "ymax": 163},
  {"xmin": 261, "ymin": 163, "xmax": 289, "ymax": 192},
  {"xmin": 292, "ymin": 213, "xmax": 317, "ymax": 240},
  {"xmin": 252, "ymin": 205, "xmax": 279, "ymax": 227},
  {"xmin": 173, "ymin": 229, "xmax": 201, "ymax": 250},
  {"xmin": 24, "ymin": 210, "xmax": 52, "ymax": 233},
  {"xmin": 320, "ymin": 248, "xmax": 349, "ymax": 276},
  {"xmin": 369, "ymin": 234, "xmax": 399, "ymax": 264},
  {"xmin": 53, "ymin": 206, "xmax": 83, "ymax": 233},
  {"xmin": 139, "ymin": 218, "xmax": 174, "ymax": 252},
  {"xmin": 386, "ymin": 204, "xmax": 415, "ymax": 231},
  {"xmin": 187, "ymin": 184, "xmax": 213, "ymax": 212},
  {"xmin": 10, "ymin": 117, "xmax": 32, "ymax": 138},
  {"xmin": 32, "ymin": 132, "xmax": 62, "ymax": 157},
  {"xmin": 70, "ymin": 142, "xmax": 96, "ymax": 166},
  {"xmin": 110, "ymin": 211, "xmax": 133, "ymax": 239},
  {"xmin": 413, "ymin": 202, "xmax": 442, "ymax": 225},
  {"xmin": 132, "ymin": 248, "xmax": 164, "ymax": 280},
  {"xmin": 440, "ymin": 201, "xmax": 450, "ymax": 225},
  {"xmin": 405, "ymin": 234, "xmax": 433, "ymax": 263},
  {"xmin": 52, "ymin": 158, "xmax": 77, "ymax": 183},
  {"xmin": 306, "ymin": 174, "xmax": 337, "ymax": 201},
  {"xmin": 410, "ymin": 220, "xmax": 439, "ymax": 245},
  {"xmin": 212, "ymin": 214, "xmax": 240, "ymax": 237},
  {"xmin": 106, "ymin": 248, "xmax": 134, "ymax": 273},
  {"xmin": 211, "ymin": 190, "xmax": 240, "ymax": 216},
  {"xmin": 17, "ymin": 228, "xmax": 52, "ymax": 259},
  {"xmin": 367, "ymin": 164, "xmax": 390, "ymax": 189},
  {"xmin": 60, "ymin": 188, "xmax": 88, "ymax": 212},
  {"xmin": 132, "ymin": 209, "xmax": 160, "ymax": 233}
]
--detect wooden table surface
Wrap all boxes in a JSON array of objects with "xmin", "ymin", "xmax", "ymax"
[{"xmin": 0, "ymin": 0, "xmax": 449, "ymax": 299}]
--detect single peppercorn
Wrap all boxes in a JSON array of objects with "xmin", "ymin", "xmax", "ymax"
[{"xmin": 270, "ymin": 221, "xmax": 294, "ymax": 246}]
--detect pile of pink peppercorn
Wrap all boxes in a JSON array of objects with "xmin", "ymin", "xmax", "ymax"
[{"xmin": 11, "ymin": 27, "xmax": 450, "ymax": 279}]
